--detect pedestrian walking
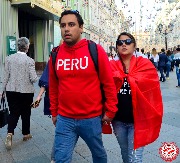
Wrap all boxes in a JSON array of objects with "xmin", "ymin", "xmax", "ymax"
[
  {"xmin": 110, "ymin": 32, "xmax": 163, "ymax": 163},
  {"xmin": 165, "ymin": 50, "xmax": 172, "ymax": 79},
  {"xmin": 159, "ymin": 49, "xmax": 168, "ymax": 82},
  {"xmin": 150, "ymin": 48, "xmax": 159, "ymax": 70},
  {"xmin": 174, "ymin": 47, "xmax": 180, "ymax": 87},
  {"xmin": 0, "ymin": 37, "xmax": 38, "ymax": 150},
  {"xmin": 49, "ymin": 10, "xmax": 118, "ymax": 163}
]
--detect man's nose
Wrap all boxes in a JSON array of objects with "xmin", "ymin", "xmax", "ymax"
[{"xmin": 64, "ymin": 25, "xmax": 70, "ymax": 31}]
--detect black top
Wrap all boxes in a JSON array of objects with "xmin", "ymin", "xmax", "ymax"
[{"xmin": 114, "ymin": 78, "xmax": 134, "ymax": 123}]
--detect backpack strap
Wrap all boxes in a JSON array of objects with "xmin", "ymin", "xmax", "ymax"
[
  {"xmin": 88, "ymin": 40, "xmax": 106, "ymax": 102},
  {"xmin": 50, "ymin": 46, "xmax": 60, "ymax": 79},
  {"xmin": 88, "ymin": 40, "xmax": 98, "ymax": 74}
]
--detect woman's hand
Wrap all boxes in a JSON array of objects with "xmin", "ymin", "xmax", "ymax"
[
  {"xmin": 31, "ymin": 96, "xmax": 42, "ymax": 108},
  {"xmin": 102, "ymin": 114, "xmax": 113, "ymax": 123}
]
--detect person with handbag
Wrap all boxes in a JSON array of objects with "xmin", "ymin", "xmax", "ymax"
[
  {"xmin": 0, "ymin": 37, "xmax": 38, "ymax": 150},
  {"xmin": 0, "ymin": 92, "xmax": 9, "ymax": 129},
  {"xmin": 49, "ymin": 10, "xmax": 118, "ymax": 163},
  {"xmin": 110, "ymin": 32, "xmax": 163, "ymax": 163}
]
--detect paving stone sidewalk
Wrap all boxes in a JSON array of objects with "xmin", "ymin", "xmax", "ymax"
[{"xmin": 0, "ymin": 70, "xmax": 180, "ymax": 163}]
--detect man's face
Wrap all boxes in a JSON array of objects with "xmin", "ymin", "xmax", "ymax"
[{"xmin": 60, "ymin": 14, "xmax": 83, "ymax": 46}]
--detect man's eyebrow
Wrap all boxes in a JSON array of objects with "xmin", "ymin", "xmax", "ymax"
[{"xmin": 60, "ymin": 22, "xmax": 76, "ymax": 24}]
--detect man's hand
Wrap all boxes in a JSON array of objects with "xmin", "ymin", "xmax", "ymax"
[
  {"xmin": 52, "ymin": 116, "xmax": 57, "ymax": 126},
  {"xmin": 102, "ymin": 114, "xmax": 113, "ymax": 123}
]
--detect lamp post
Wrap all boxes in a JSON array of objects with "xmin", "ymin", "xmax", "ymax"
[{"xmin": 157, "ymin": 23, "xmax": 173, "ymax": 50}]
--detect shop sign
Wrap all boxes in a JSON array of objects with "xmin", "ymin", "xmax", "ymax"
[{"xmin": 6, "ymin": 36, "xmax": 17, "ymax": 55}]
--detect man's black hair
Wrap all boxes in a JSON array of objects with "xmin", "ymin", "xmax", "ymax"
[
  {"xmin": 161, "ymin": 48, "xmax": 165, "ymax": 53},
  {"xmin": 141, "ymin": 48, "xmax": 144, "ymax": 53},
  {"xmin": 59, "ymin": 10, "xmax": 84, "ymax": 27}
]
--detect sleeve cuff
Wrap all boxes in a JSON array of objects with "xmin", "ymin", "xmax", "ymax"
[{"xmin": 105, "ymin": 111, "xmax": 116, "ymax": 119}]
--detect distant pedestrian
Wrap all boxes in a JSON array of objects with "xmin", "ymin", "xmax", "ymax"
[
  {"xmin": 49, "ymin": 10, "xmax": 118, "ymax": 163},
  {"xmin": 150, "ymin": 48, "xmax": 159, "ymax": 70},
  {"xmin": 110, "ymin": 32, "xmax": 163, "ymax": 163},
  {"xmin": 159, "ymin": 49, "xmax": 168, "ymax": 82},
  {"xmin": 0, "ymin": 37, "xmax": 38, "ymax": 150},
  {"xmin": 170, "ymin": 50, "xmax": 175, "ymax": 71},
  {"xmin": 165, "ymin": 50, "xmax": 172, "ymax": 79},
  {"xmin": 174, "ymin": 47, "xmax": 180, "ymax": 87}
]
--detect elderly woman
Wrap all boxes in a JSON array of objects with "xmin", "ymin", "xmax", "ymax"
[
  {"xmin": 1, "ymin": 37, "xmax": 38, "ymax": 150},
  {"xmin": 110, "ymin": 32, "xmax": 163, "ymax": 163}
]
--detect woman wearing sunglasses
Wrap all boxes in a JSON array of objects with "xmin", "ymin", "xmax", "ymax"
[{"xmin": 110, "ymin": 32, "xmax": 163, "ymax": 163}]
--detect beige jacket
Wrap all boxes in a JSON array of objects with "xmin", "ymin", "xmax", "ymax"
[{"xmin": 1, "ymin": 51, "xmax": 38, "ymax": 93}]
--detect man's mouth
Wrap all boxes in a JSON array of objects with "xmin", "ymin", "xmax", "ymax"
[{"xmin": 64, "ymin": 34, "xmax": 71, "ymax": 38}]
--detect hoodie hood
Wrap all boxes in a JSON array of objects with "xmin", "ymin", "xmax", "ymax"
[{"xmin": 63, "ymin": 39, "xmax": 88, "ymax": 52}]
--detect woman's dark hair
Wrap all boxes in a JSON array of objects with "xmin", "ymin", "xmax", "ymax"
[
  {"xmin": 59, "ymin": 10, "xmax": 84, "ymax": 27},
  {"xmin": 116, "ymin": 32, "xmax": 136, "ymax": 49},
  {"xmin": 116, "ymin": 32, "xmax": 136, "ymax": 73},
  {"xmin": 166, "ymin": 50, "xmax": 171, "ymax": 56}
]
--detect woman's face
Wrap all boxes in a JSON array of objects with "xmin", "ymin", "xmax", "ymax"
[{"xmin": 117, "ymin": 35, "xmax": 135, "ymax": 57}]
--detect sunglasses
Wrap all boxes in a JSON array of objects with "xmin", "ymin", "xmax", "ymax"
[{"xmin": 116, "ymin": 39, "xmax": 134, "ymax": 46}]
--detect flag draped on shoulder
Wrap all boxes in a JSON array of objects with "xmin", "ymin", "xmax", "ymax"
[{"xmin": 110, "ymin": 56, "xmax": 163, "ymax": 149}]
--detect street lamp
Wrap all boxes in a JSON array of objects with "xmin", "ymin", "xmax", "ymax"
[{"xmin": 157, "ymin": 23, "xmax": 174, "ymax": 50}]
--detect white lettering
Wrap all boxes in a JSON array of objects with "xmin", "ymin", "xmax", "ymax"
[
  {"xmin": 119, "ymin": 89, "xmax": 123, "ymax": 94},
  {"xmin": 71, "ymin": 59, "xmax": 79, "ymax": 70},
  {"xmin": 124, "ymin": 82, "xmax": 127, "ymax": 87},
  {"xmin": 57, "ymin": 59, "xmax": 64, "ymax": 70},
  {"xmin": 64, "ymin": 59, "xmax": 71, "ymax": 70},
  {"xmin": 123, "ymin": 89, "xmax": 128, "ymax": 94},
  {"xmin": 56, "ymin": 56, "xmax": 89, "ymax": 71},
  {"xmin": 80, "ymin": 56, "xmax": 88, "ymax": 69}
]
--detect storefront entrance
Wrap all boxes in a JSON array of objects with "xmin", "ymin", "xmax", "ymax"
[{"xmin": 18, "ymin": 10, "xmax": 40, "ymax": 59}]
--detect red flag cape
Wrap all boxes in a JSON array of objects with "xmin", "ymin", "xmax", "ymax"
[{"xmin": 110, "ymin": 56, "xmax": 163, "ymax": 149}]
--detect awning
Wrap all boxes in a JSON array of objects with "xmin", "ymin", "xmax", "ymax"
[{"xmin": 10, "ymin": 0, "xmax": 61, "ymax": 21}]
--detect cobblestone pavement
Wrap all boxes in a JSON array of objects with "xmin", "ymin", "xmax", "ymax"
[{"xmin": 0, "ymin": 70, "xmax": 180, "ymax": 163}]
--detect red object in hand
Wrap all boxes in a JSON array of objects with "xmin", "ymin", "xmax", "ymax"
[{"xmin": 102, "ymin": 121, "xmax": 112, "ymax": 134}]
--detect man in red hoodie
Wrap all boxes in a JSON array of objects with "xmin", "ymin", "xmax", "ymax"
[{"xmin": 49, "ymin": 10, "xmax": 118, "ymax": 163}]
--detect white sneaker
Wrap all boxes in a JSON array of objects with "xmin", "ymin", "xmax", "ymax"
[
  {"xmin": 5, "ymin": 134, "xmax": 12, "ymax": 150},
  {"xmin": 50, "ymin": 160, "xmax": 55, "ymax": 163}
]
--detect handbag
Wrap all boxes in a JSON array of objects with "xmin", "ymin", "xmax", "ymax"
[
  {"xmin": 0, "ymin": 92, "xmax": 9, "ymax": 128},
  {"xmin": 102, "ymin": 121, "xmax": 112, "ymax": 134}
]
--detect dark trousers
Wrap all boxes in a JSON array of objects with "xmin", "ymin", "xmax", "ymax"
[
  {"xmin": 6, "ymin": 91, "xmax": 34, "ymax": 135},
  {"xmin": 159, "ymin": 66, "xmax": 166, "ymax": 82}
]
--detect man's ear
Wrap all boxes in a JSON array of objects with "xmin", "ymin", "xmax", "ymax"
[{"xmin": 80, "ymin": 25, "xmax": 83, "ymax": 34}]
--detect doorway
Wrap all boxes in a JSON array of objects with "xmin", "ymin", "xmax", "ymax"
[{"xmin": 18, "ymin": 10, "xmax": 39, "ymax": 59}]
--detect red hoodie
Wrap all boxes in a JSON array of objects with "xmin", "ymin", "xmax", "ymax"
[
  {"xmin": 49, "ymin": 39, "xmax": 118, "ymax": 119},
  {"xmin": 110, "ymin": 56, "xmax": 163, "ymax": 149}
]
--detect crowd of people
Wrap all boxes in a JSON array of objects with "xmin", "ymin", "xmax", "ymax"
[{"xmin": 3, "ymin": 9, "xmax": 180, "ymax": 163}]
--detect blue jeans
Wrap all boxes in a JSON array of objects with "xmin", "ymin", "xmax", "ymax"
[
  {"xmin": 176, "ymin": 66, "xmax": 180, "ymax": 86},
  {"xmin": 112, "ymin": 121, "xmax": 144, "ymax": 163},
  {"xmin": 54, "ymin": 115, "xmax": 107, "ymax": 163},
  {"xmin": 159, "ymin": 66, "xmax": 166, "ymax": 81},
  {"xmin": 153, "ymin": 62, "xmax": 158, "ymax": 70},
  {"xmin": 166, "ymin": 64, "xmax": 171, "ymax": 77}
]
